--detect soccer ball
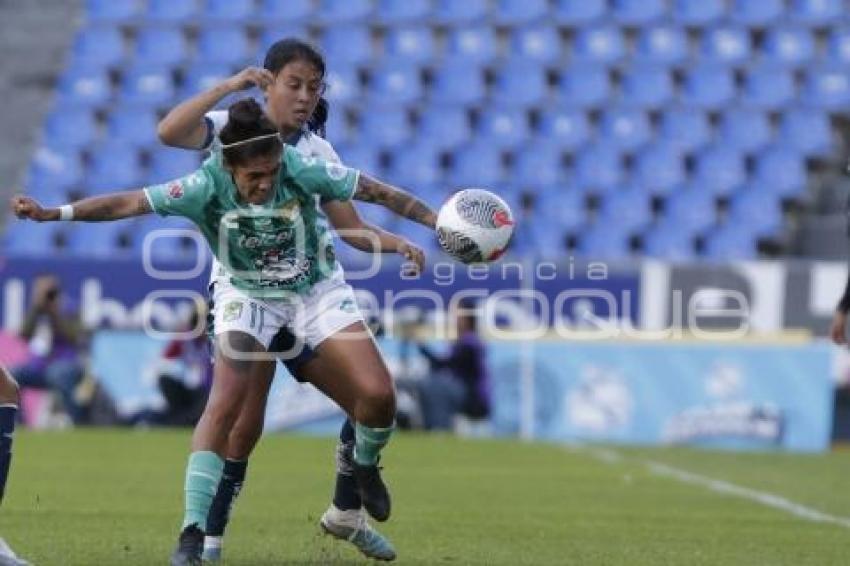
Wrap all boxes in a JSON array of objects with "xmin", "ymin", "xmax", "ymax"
[{"xmin": 436, "ymin": 189, "xmax": 515, "ymax": 264}]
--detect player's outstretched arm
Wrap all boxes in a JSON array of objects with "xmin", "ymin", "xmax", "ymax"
[
  {"xmin": 11, "ymin": 190, "xmax": 152, "ymax": 222},
  {"xmin": 352, "ymin": 174, "xmax": 437, "ymax": 229}
]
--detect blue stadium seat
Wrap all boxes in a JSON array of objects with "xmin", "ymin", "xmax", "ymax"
[
  {"xmin": 57, "ymin": 65, "xmax": 112, "ymax": 107},
  {"xmin": 754, "ymin": 146, "xmax": 807, "ymax": 198},
  {"xmin": 635, "ymin": 25, "xmax": 689, "ymax": 65},
  {"xmin": 477, "ymin": 107, "xmax": 530, "ymax": 150},
  {"xmin": 71, "ymin": 26, "xmax": 125, "ymax": 68},
  {"xmin": 384, "ymin": 27, "xmax": 435, "ymax": 65},
  {"xmin": 634, "ymin": 143, "xmax": 685, "ymax": 195},
  {"xmin": 375, "ymin": 0, "xmax": 432, "ymax": 24},
  {"xmin": 258, "ymin": 26, "xmax": 311, "ymax": 56},
  {"xmin": 493, "ymin": 0, "xmax": 549, "ymax": 25},
  {"xmin": 195, "ymin": 27, "xmax": 250, "ymax": 66},
  {"xmin": 558, "ymin": 65, "xmax": 612, "ymax": 108},
  {"xmin": 664, "ymin": 187, "xmax": 718, "ymax": 233},
  {"xmin": 660, "ymin": 108, "xmax": 712, "ymax": 151},
  {"xmin": 728, "ymin": 186, "xmax": 784, "ymax": 236},
  {"xmin": 43, "ymin": 108, "xmax": 99, "ymax": 150},
  {"xmin": 779, "ymin": 108, "xmax": 833, "ymax": 157},
  {"xmin": 681, "ymin": 66, "xmax": 736, "ymax": 110},
  {"xmin": 741, "ymin": 66, "xmax": 796, "ymax": 110},
  {"xmin": 324, "ymin": 66, "xmax": 361, "ymax": 103},
  {"xmin": 512, "ymin": 145, "xmax": 566, "ymax": 188},
  {"xmin": 64, "ymin": 222, "xmax": 125, "ymax": 257},
  {"xmin": 491, "ymin": 60, "xmax": 548, "ymax": 107},
  {"xmin": 703, "ymin": 225, "xmax": 759, "ymax": 260},
  {"xmin": 510, "ymin": 27, "xmax": 562, "ymax": 64},
  {"xmin": 789, "ymin": 0, "xmax": 842, "ymax": 26},
  {"xmin": 131, "ymin": 216, "xmax": 200, "ymax": 261},
  {"xmin": 573, "ymin": 26, "xmax": 625, "ymax": 64},
  {"xmin": 107, "ymin": 108, "xmax": 158, "ymax": 148},
  {"xmin": 826, "ymin": 28, "xmax": 850, "ymax": 64},
  {"xmin": 120, "ymin": 65, "xmax": 175, "ymax": 107},
  {"xmin": 729, "ymin": 0, "xmax": 785, "ymax": 27},
  {"xmin": 762, "ymin": 27, "xmax": 816, "ymax": 68},
  {"xmin": 147, "ymin": 148, "xmax": 202, "ymax": 185},
  {"xmin": 672, "ymin": 0, "xmax": 725, "ymax": 26},
  {"xmin": 599, "ymin": 108, "xmax": 652, "ymax": 152},
  {"xmin": 597, "ymin": 188, "xmax": 653, "ymax": 231},
  {"xmin": 537, "ymin": 108, "xmax": 591, "ymax": 151},
  {"xmin": 357, "ymin": 107, "xmax": 412, "ymax": 148},
  {"xmin": 700, "ymin": 26, "xmax": 752, "ymax": 66},
  {"xmin": 620, "ymin": 65, "xmax": 674, "ymax": 109},
  {"xmin": 324, "ymin": 103, "xmax": 350, "ymax": 145},
  {"xmin": 450, "ymin": 143, "xmax": 506, "ymax": 188},
  {"xmin": 802, "ymin": 66, "xmax": 850, "ymax": 109},
  {"xmin": 611, "ymin": 0, "xmax": 666, "ymax": 26},
  {"xmin": 418, "ymin": 106, "xmax": 472, "ymax": 151},
  {"xmin": 335, "ymin": 143, "xmax": 382, "ymax": 177},
  {"xmin": 386, "ymin": 143, "xmax": 443, "ymax": 188},
  {"xmin": 27, "ymin": 145, "xmax": 85, "ymax": 195},
  {"xmin": 180, "ymin": 64, "xmax": 232, "ymax": 98},
  {"xmin": 318, "ymin": 0, "xmax": 372, "ymax": 23},
  {"xmin": 432, "ymin": 0, "xmax": 489, "ymax": 25},
  {"xmin": 539, "ymin": 190, "xmax": 587, "ymax": 231},
  {"xmin": 446, "ymin": 27, "xmax": 498, "ymax": 65},
  {"xmin": 134, "ymin": 27, "xmax": 187, "ymax": 67},
  {"xmin": 257, "ymin": 0, "xmax": 315, "ymax": 24},
  {"xmin": 201, "ymin": 0, "xmax": 254, "ymax": 23},
  {"xmin": 85, "ymin": 0, "xmax": 140, "ymax": 23},
  {"xmin": 552, "ymin": 0, "xmax": 607, "ymax": 25},
  {"xmin": 574, "ymin": 144, "xmax": 624, "ymax": 193},
  {"xmin": 577, "ymin": 223, "xmax": 633, "ymax": 260},
  {"xmin": 146, "ymin": 0, "xmax": 198, "ymax": 23},
  {"xmin": 718, "ymin": 108, "xmax": 772, "ymax": 152},
  {"xmin": 368, "ymin": 63, "xmax": 422, "ymax": 105},
  {"xmin": 430, "ymin": 62, "xmax": 486, "ymax": 105},
  {"xmin": 85, "ymin": 144, "xmax": 143, "ymax": 194},
  {"xmin": 642, "ymin": 223, "xmax": 697, "ymax": 261},
  {"xmin": 320, "ymin": 26, "xmax": 374, "ymax": 66},
  {"xmin": 694, "ymin": 145, "xmax": 746, "ymax": 196}
]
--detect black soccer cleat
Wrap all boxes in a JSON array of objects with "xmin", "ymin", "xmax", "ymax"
[
  {"xmin": 352, "ymin": 462, "xmax": 391, "ymax": 522},
  {"xmin": 169, "ymin": 523, "xmax": 204, "ymax": 566}
]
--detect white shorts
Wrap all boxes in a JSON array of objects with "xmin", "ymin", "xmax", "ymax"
[{"xmin": 209, "ymin": 274, "xmax": 365, "ymax": 356}]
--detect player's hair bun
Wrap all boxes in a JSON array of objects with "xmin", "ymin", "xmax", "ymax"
[{"xmin": 226, "ymin": 99, "xmax": 266, "ymax": 138}]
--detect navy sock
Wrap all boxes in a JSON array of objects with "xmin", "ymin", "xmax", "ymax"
[
  {"xmin": 0, "ymin": 405, "xmax": 15, "ymax": 504},
  {"xmin": 206, "ymin": 458, "xmax": 248, "ymax": 537},
  {"xmin": 333, "ymin": 419, "xmax": 362, "ymax": 511}
]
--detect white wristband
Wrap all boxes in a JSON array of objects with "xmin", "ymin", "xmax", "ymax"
[{"xmin": 58, "ymin": 205, "xmax": 74, "ymax": 221}]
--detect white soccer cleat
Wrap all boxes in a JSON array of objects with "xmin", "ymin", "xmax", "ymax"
[
  {"xmin": 201, "ymin": 535, "xmax": 222, "ymax": 562},
  {"xmin": 0, "ymin": 538, "xmax": 29, "ymax": 566},
  {"xmin": 320, "ymin": 505, "xmax": 396, "ymax": 561}
]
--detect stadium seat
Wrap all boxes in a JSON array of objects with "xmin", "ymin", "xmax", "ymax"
[
  {"xmin": 43, "ymin": 108, "xmax": 99, "ymax": 150},
  {"xmin": 718, "ymin": 108, "xmax": 772, "ymax": 152},
  {"xmin": 146, "ymin": 0, "xmax": 198, "ymax": 24},
  {"xmin": 445, "ymin": 27, "xmax": 498, "ymax": 65},
  {"xmin": 802, "ymin": 67, "xmax": 850, "ymax": 110},
  {"xmin": 324, "ymin": 66, "xmax": 361, "ymax": 104},
  {"xmin": 64, "ymin": 222, "xmax": 125, "ymax": 257},
  {"xmin": 195, "ymin": 27, "xmax": 250, "ymax": 66},
  {"xmin": 664, "ymin": 187, "xmax": 718, "ymax": 233},
  {"xmin": 450, "ymin": 143, "xmax": 506, "ymax": 188},
  {"xmin": 384, "ymin": 27, "xmax": 435, "ymax": 65},
  {"xmin": 703, "ymin": 225, "xmax": 759, "ymax": 260},
  {"xmin": 134, "ymin": 27, "xmax": 187, "ymax": 67},
  {"xmin": 27, "ymin": 145, "xmax": 85, "ymax": 195},
  {"xmin": 552, "ymin": 0, "xmax": 607, "ymax": 25},
  {"xmin": 57, "ymin": 65, "xmax": 112, "ymax": 107},
  {"xmin": 367, "ymin": 63, "xmax": 422, "ymax": 105},
  {"xmin": 85, "ymin": 144, "xmax": 143, "ymax": 194},
  {"xmin": 3, "ymin": 222, "xmax": 62, "ymax": 256},
  {"xmin": 357, "ymin": 107, "xmax": 412, "ymax": 148},
  {"xmin": 147, "ymin": 148, "xmax": 203, "ymax": 185},
  {"xmin": 375, "ymin": 0, "xmax": 432, "ymax": 24},
  {"xmin": 85, "ymin": 0, "xmax": 140, "ymax": 23},
  {"xmin": 201, "ymin": 0, "xmax": 254, "ymax": 23},
  {"xmin": 512, "ymin": 145, "xmax": 566, "ymax": 188},
  {"xmin": 611, "ymin": 0, "xmax": 667, "ymax": 26},
  {"xmin": 729, "ymin": 0, "xmax": 785, "ymax": 27},
  {"xmin": 728, "ymin": 186, "xmax": 784, "ymax": 236},
  {"xmin": 597, "ymin": 188, "xmax": 653, "ymax": 231},
  {"xmin": 671, "ymin": 0, "xmax": 725, "ymax": 26},
  {"xmin": 510, "ymin": 27, "xmax": 562, "ymax": 64},
  {"xmin": 762, "ymin": 27, "xmax": 816, "ymax": 68},
  {"xmin": 681, "ymin": 66, "xmax": 736, "ymax": 110},
  {"xmin": 120, "ymin": 65, "xmax": 175, "ymax": 107},
  {"xmin": 318, "ymin": 0, "xmax": 372, "ymax": 24},
  {"xmin": 694, "ymin": 145, "xmax": 746, "ymax": 196},
  {"xmin": 258, "ymin": 26, "xmax": 312, "ymax": 56},
  {"xmin": 620, "ymin": 66, "xmax": 674, "ymax": 109},
  {"xmin": 700, "ymin": 26, "xmax": 752, "ymax": 66},
  {"xmin": 558, "ymin": 65, "xmax": 612, "ymax": 108},
  {"xmin": 386, "ymin": 143, "xmax": 444, "ymax": 188},
  {"xmin": 539, "ymin": 190, "xmax": 587, "ymax": 231},
  {"xmin": 660, "ymin": 108, "xmax": 712, "ymax": 151},
  {"xmin": 577, "ymin": 223, "xmax": 633, "ymax": 260},
  {"xmin": 320, "ymin": 26, "xmax": 374, "ymax": 66},
  {"xmin": 430, "ymin": 62, "xmax": 486, "ymax": 105},
  {"xmin": 491, "ymin": 60, "xmax": 549, "ymax": 107},
  {"xmin": 754, "ymin": 146, "xmax": 807, "ymax": 198},
  {"xmin": 599, "ymin": 108, "xmax": 652, "ymax": 152},
  {"xmin": 180, "ymin": 64, "xmax": 232, "ymax": 98},
  {"xmin": 779, "ymin": 108, "xmax": 833, "ymax": 157},
  {"xmin": 334, "ymin": 143, "xmax": 382, "ymax": 177},
  {"xmin": 574, "ymin": 144, "xmax": 624, "ymax": 194},
  {"xmin": 70, "ymin": 26, "xmax": 125, "ymax": 68},
  {"xmin": 107, "ymin": 108, "xmax": 158, "ymax": 148},
  {"xmin": 634, "ymin": 143, "xmax": 686, "ymax": 195},
  {"xmin": 788, "ymin": 0, "xmax": 842, "ymax": 26},
  {"xmin": 131, "ymin": 216, "xmax": 200, "ymax": 261},
  {"xmin": 572, "ymin": 26, "xmax": 625, "ymax": 64},
  {"xmin": 417, "ymin": 106, "xmax": 472, "ymax": 151},
  {"xmin": 257, "ymin": 0, "xmax": 315, "ymax": 24},
  {"xmin": 476, "ymin": 107, "xmax": 530, "ymax": 150},
  {"xmin": 324, "ymin": 103, "xmax": 351, "ymax": 145},
  {"xmin": 741, "ymin": 66, "xmax": 796, "ymax": 110},
  {"xmin": 635, "ymin": 25, "xmax": 689, "ymax": 66},
  {"xmin": 432, "ymin": 0, "xmax": 489, "ymax": 25},
  {"xmin": 826, "ymin": 28, "xmax": 850, "ymax": 64},
  {"xmin": 537, "ymin": 107, "xmax": 592, "ymax": 151},
  {"xmin": 642, "ymin": 223, "xmax": 698, "ymax": 260},
  {"xmin": 493, "ymin": 0, "xmax": 549, "ymax": 25}
]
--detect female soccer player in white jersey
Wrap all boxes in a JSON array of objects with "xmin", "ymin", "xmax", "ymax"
[
  {"xmin": 11, "ymin": 98, "xmax": 438, "ymax": 565},
  {"xmin": 158, "ymin": 39, "xmax": 406, "ymax": 561}
]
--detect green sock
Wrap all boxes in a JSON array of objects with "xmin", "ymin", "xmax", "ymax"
[
  {"xmin": 353, "ymin": 422, "xmax": 395, "ymax": 466},
  {"xmin": 182, "ymin": 451, "xmax": 224, "ymax": 530}
]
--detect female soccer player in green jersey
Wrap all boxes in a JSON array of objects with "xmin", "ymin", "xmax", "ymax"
[{"xmin": 12, "ymin": 98, "xmax": 438, "ymax": 565}]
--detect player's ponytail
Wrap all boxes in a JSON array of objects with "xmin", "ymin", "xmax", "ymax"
[{"xmin": 219, "ymin": 99, "xmax": 282, "ymax": 167}]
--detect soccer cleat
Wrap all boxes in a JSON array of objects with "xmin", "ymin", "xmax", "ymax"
[
  {"xmin": 169, "ymin": 524, "xmax": 204, "ymax": 566},
  {"xmin": 320, "ymin": 505, "xmax": 396, "ymax": 561},
  {"xmin": 352, "ymin": 462, "xmax": 391, "ymax": 522},
  {"xmin": 201, "ymin": 536, "xmax": 222, "ymax": 562},
  {"xmin": 0, "ymin": 538, "xmax": 29, "ymax": 566}
]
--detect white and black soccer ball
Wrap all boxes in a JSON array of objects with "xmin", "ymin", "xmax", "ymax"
[{"xmin": 436, "ymin": 189, "xmax": 515, "ymax": 264}]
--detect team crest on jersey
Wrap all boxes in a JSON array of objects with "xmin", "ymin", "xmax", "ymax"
[
  {"xmin": 222, "ymin": 301, "xmax": 243, "ymax": 322},
  {"xmin": 325, "ymin": 162, "xmax": 348, "ymax": 181},
  {"xmin": 168, "ymin": 182, "xmax": 184, "ymax": 199},
  {"xmin": 278, "ymin": 198, "xmax": 301, "ymax": 222}
]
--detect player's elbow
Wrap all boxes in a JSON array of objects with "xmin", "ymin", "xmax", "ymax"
[{"xmin": 156, "ymin": 120, "xmax": 179, "ymax": 146}]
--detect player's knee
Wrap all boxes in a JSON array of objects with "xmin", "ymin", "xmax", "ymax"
[
  {"xmin": 0, "ymin": 367, "xmax": 20, "ymax": 405},
  {"xmin": 356, "ymin": 381, "xmax": 396, "ymax": 424}
]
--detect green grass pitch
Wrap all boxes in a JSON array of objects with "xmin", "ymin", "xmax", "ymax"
[{"xmin": 2, "ymin": 429, "xmax": 850, "ymax": 565}]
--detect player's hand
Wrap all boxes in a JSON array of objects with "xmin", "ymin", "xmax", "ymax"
[
  {"xmin": 398, "ymin": 240, "xmax": 425, "ymax": 276},
  {"xmin": 10, "ymin": 195, "xmax": 51, "ymax": 222},
  {"xmin": 225, "ymin": 67, "xmax": 273, "ymax": 93},
  {"xmin": 831, "ymin": 310, "xmax": 848, "ymax": 345}
]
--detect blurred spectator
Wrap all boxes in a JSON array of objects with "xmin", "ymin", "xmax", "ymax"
[
  {"xmin": 11, "ymin": 275, "xmax": 87, "ymax": 425},
  {"xmin": 416, "ymin": 300, "xmax": 490, "ymax": 431}
]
